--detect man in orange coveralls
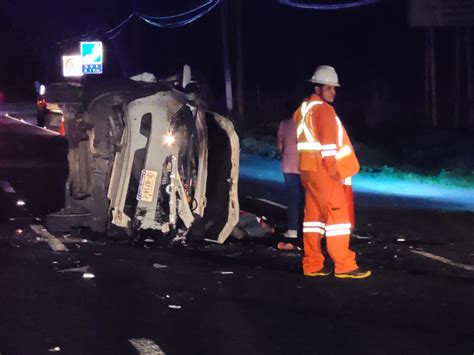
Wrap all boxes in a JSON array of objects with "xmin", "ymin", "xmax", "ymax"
[{"xmin": 294, "ymin": 65, "xmax": 371, "ymax": 279}]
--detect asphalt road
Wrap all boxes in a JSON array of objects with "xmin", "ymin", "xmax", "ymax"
[{"xmin": 0, "ymin": 114, "xmax": 473, "ymax": 355}]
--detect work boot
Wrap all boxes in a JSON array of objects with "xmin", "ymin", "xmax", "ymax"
[
  {"xmin": 304, "ymin": 266, "xmax": 332, "ymax": 277},
  {"xmin": 283, "ymin": 229, "xmax": 298, "ymax": 239},
  {"xmin": 334, "ymin": 268, "xmax": 372, "ymax": 279}
]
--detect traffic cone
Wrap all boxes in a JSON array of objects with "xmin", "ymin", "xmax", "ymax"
[{"xmin": 59, "ymin": 117, "xmax": 65, "ymax": 136}]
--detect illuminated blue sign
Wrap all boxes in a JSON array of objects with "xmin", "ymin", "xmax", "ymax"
[{"xmin": 80, "ymin": 42, "xmax": 103, "ymax": 74}]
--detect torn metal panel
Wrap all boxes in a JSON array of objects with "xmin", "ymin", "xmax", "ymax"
[{"xmin": 210, "ymin": 112, "xmax": 240, "ymax": 244}]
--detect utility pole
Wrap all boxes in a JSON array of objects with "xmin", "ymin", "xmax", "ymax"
[
  {"xmin": 424, "ymin": 28, "xmax": 430, "ymax": 125},
  {"xmin": 466, "ymin": 27, "xmax": 474, "ymax": 130},
  {"xmin": 454, "ymin": 27, "xmax": 461, "ymax": 129},
  {"xmin": 133, "ymin": 0, "xmax": 141, "ymax": 75},
  {"xmin": 236, "ymin": 0, "xmax": 245, "ymax": 127},
  {"xmin": 426, "ymin": 27, "xmax": 437, "ymax": 128},
  {"xmin": 220, "ymin": 0, "xmax": 233, "ymax": 113}
]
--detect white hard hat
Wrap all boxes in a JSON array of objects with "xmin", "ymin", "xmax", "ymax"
[{"xmin": 308, "ymin": 65, "xmax": 340, "ymax": 87}]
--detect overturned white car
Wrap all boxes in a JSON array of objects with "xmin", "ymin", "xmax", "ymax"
[{"xmin": 46, "ymin": 69, "xmax": 239, "ymax": 244}]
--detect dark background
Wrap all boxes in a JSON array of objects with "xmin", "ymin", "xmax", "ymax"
[{"xmin": 0, "ymin": 0, "xmax": 472, "ymax": 135}]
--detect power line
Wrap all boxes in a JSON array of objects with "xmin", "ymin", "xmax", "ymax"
[
  {"xmin": 59, "ymin": 0, "xmax": 221, "ymax": 44},
  {"xmin": 141, "ymin": 0, "xmax": 220, "ymax": 29},
  {"xmin": 277, "ymin": 0, "xmax": 379, "ymax": 10}
]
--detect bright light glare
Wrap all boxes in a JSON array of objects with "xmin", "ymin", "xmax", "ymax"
[
  {"xmin": 16, "ymin": 200, "xmax": 26, "ymax": 207},
  {"xmin": 39, "ymin": 85, "xmax": 46, "ymax": 96},
  {"xmin": 239, "ymin": 154, "xmax": 474, "ymax": 211},
  {"xmin": 164, "ymin": 133, "xmax": 175, "ymax": 146}
]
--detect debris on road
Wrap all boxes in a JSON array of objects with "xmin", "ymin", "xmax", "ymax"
[
  {"xmin": 129, "ymin": 338, "xmax": 166, "ymax": 355},
  {"xmin": 153, "ymin": 263, "xmax": 168, "ymax": 269},
  {"xmin": 30, "ymin": 225, "xmax": 68, "ymax": 252},
  {"xmin": 352, "ymin": 233, "xmax": 371, "ymax": 240},
  {"xmin": 58, "ymin": 265, "xmax": 89, "ymax": 273},
  {"xmin": 231, "ymin": 211, "xmax": 275, "ymax": 239},
  {"xmin": 277, "ymin": 242, "xmax": 301, "ymax": 251}
]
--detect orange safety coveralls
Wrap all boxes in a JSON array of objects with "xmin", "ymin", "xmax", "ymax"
[{"xmin": 294, "ymin": 94, "xmax": 360, "ymax": 274}]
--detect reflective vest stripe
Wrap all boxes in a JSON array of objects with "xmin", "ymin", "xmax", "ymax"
[
  {"xmin": 296, "ymin": 100, "xmax": 323, "ymax": 149},
  {"xmin": 321, "ymin": 150, "xmax": 337, "ymax": 157},
  {"xmin": 321, "ymin": 144, "xmax": 337, "ymax": 150},
  {"xmin": 335, "ymin": 116, "xmax": 343, "ymax": 147},
  {"xmin": 297, "ymin": 142, "xmax": 322, "ymax": 151}
]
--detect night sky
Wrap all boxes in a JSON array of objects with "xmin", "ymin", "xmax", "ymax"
[{"xmin": 0, "ymin": 0, "xmax": 471, "ymax": 131}]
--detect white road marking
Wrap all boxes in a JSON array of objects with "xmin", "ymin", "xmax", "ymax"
[
  {"xmin": 3, "ymin": 113, "xmax": 60, "ymax": 135},
  {"xmin": 30, "ymin": 225, "xmax": 69, "ymax": 252},
  {"xmin": 246, "ymin": 196, "xmax": 288, "ymax": 210},
  {"xmin": 129, "ymin": 339, "xmax": 166, "ymax": 355},
  {"xmin": 411, "ymin": 250, "xmax": 474, "ymax": 271}
]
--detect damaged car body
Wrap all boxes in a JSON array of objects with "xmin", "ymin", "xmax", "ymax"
[{"xmin": 46, "ymin": 69, "xmax": 239, "ymax": 244}]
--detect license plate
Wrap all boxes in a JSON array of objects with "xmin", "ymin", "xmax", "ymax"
[{"xmin": 136, "ymin": 169, "xmax": 158, "ymax": 202}]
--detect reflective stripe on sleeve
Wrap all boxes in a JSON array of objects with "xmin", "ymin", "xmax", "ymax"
[{"xmin": 335, "ymin": 145, "xmax": 352, "ymax": 160}]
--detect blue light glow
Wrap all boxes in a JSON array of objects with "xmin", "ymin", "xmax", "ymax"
[{"xmin": 240, "ymin": 154, "xmax": 474, "ymax": 211}]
